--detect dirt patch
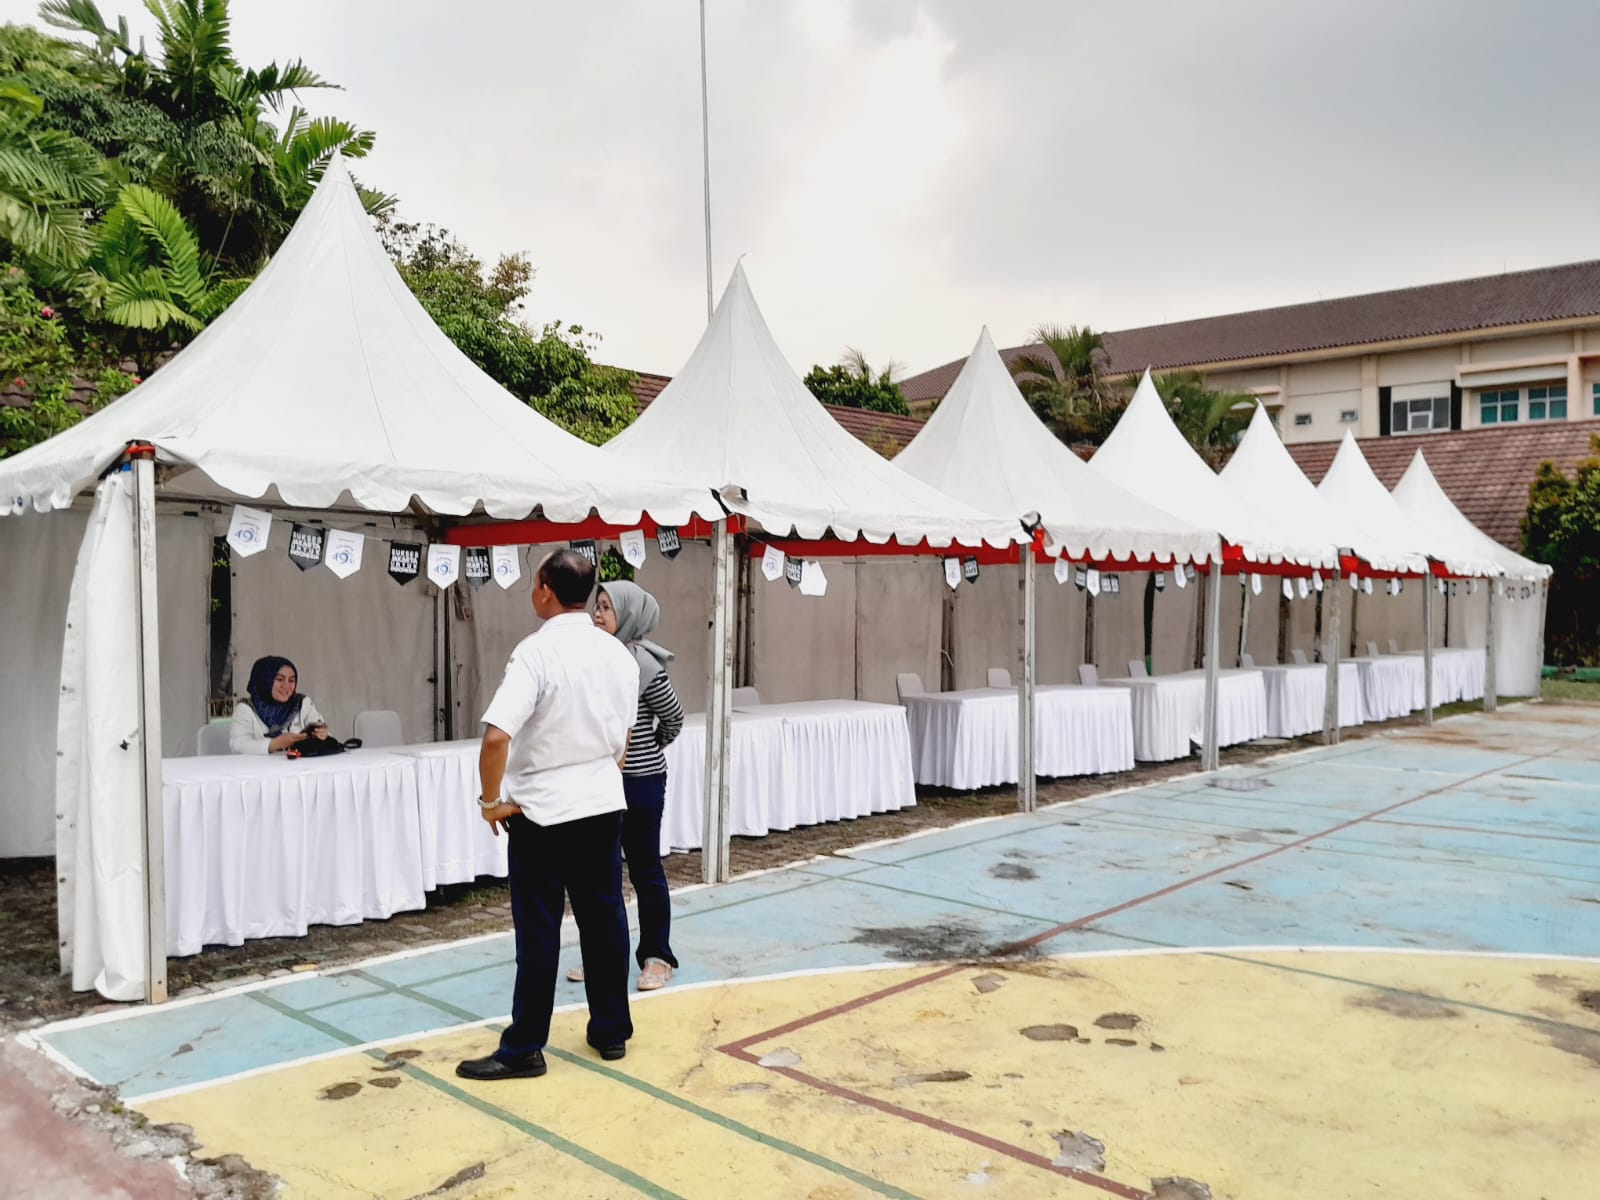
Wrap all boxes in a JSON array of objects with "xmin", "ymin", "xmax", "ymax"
[
  {"xmin": 1351, "ymin": 992, "xmax": 1462, "ymax": 1020},
  {"xmin": 1150, "ymin": 1178, "xmax": 1212, "ymax": 1200},
  {"xmin": 1093, "ymin": 1012, "xmax": 1141, "ymax": 1030},
  {"xmin": 1577, "ymin": 990, "xmax": 1600, "ymax": 1015},
  {"xmin": 851, "ymin": 920, "xmax": 1038, "ymax": 962},
  {"xmin": 1549, "ymin": 1029, "xmax": 1600, "ymax": 1067},
  {"xmin": 369, "ymin": 1076, "xmax": 401, "ymax": 1090},
  {"xmin": 319, "ymin": 1081, "xmax": 361, "ymax": 1100},
  {"xmin": 407, "ymin": 1162, "xmax": 486, "ymax": 1199},
  {"xmin": 1020, "ymin": 1024, "xmax": 1079, "ymax": 1041},
  {"xmin": 894, "ymin": 1069, "xmax": 971, "ymax": 1085},
  {"xmin": 373, "ymin": 1049, "xmax": 423, "ymax": 1071},
  {"xmin": 990, "ymin": 862, "xmax": 1037, "ymax": 881},
  {"xmin": 1534, "ymin": 973, "xmax": 1577, "ymax": 992},
  {"xmin": 971, "ymin": 973, "xmax": 1005, "ymax": 994},
  {"xmin": 1104, "ymin": 1038, "xmax": 1138, "ymax": 1047},
  {"xmin": 1051, "ymin": 1130, "xmax": 1106, "ymax": 1172}
]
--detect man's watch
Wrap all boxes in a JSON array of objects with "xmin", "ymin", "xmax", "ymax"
[{"xmin": 477, "ymin": 794, "xmax": 504, "ymax": 810}]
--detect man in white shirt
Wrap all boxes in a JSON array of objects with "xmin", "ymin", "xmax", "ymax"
[{"xmin": 456, "ymin": 549, "xmax": 640, "ymax": 1081}]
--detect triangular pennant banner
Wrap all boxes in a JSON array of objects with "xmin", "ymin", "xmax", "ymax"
[
  {"xmin": 961, "ymin": 556, "xmax": 980, "ymax": 584},
  {"xmin": 1174, "ymin": 565, "xmax": 1187, "ymax": 590},
  {"xmin": 1362, "ymin": 577, "xmax": 1373, "ymax": 595},
  {"xmin": 287, "ymin": 523, "xmax": 326, "ymax": 572},
  {"xmin": 656, "ymin": 527, "xmax": 682, "ymax": 559},
  {"xmin": 388, "ymin": 541, "xmax": 422, "ymax": 586},
  {"xmin": 1250, "ymin": 573, "xmax": 1263, "ymax": 596},
  {"xmin": 944, "ymin": 559, "xmax": 961, "ymax": 590},
  {"xmin": 1106, "ymin": 573, "xmax": 1120, "ymax": 595},
  {"xmin": 226, "ymin": 505, "xmax": 271, "ymax": 557},
  {"xmin": 325, "ymin": 530, "xmax": 363, "ymax": 580},
  {"xmin": 798, "ymin": 560, "xmax": 827, "ymax": 597},
  {"xmin": 1086, "ymin": 568, "xmax": 1101, "ymax": 596},
  {"xmin": 491, "ymin": 545, "xmax": 521, "ymax": 590},
  {"xmin": 761, "ymin": 545, "xmax": 785, "ymax": 582},
  {"xmin": 1312, "ymin": 570, "xmax": 1323, "ymax": 592},
  {"xmin": 1282, "ymin": 576, "xmax": 1293, "ymax": 601},
  {"xmin": 1053, "ymin": 558, "xmax": 1071, "ymax": 585},
  {"xmin": 464, "ymin": 545, "xmax": 492, "ymax": 588},
  {"xmin": 1154, "ymin": 572, "xmax": 1166, "ymax": 591},
  {"xmin": 569, "ymin": 539, "xmax": 598, "ymax": 566},
  {"xmin": 428, "ymin": 543, "xmax": 461, "ymax": 589},
  {"xmin": 785, "ymin": 557, "xmax": 804, "ymax": 589},
  {"xmin": 1074, "ymin": 565, "xmax": 1088, "ymax": 590},
  {"xmin": 618, "ymin": 529, "xmax": 647, "ymax": 569},
  {"xmin": 1297, "ymin": 576, "xmax": 1309, "ymax": 600}
]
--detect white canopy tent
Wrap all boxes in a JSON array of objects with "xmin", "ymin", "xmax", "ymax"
[
  {"xmin": 1393, "ymin": 450, "xmax": 1550, "ymax": 700},
  {"xmin": 1089, "ymin": 372, "xmax": 1340, "ymax": 768},
  {"xmin": 608, "ymin": 266, "xmax": 1023, "ymax": 863},
  {"xmin": 0, "ymin": 158, "xmax": 719, "ymax": 1003}
]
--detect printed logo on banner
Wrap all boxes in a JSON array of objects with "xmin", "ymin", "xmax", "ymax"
[
  {"xmin": 388, "ymin": 541, "xmax": 422, "ymax": 586},
  {"xmin": 287, "ymin": 523, "xmax": 326, "ymax": 572},
  {"xmin": 226, "ymin": 504, "xmax": 271, "ymax": 557},
  {"xmin": 761, "ymin": 545, "xmax": 785, "ymax": 582},
  {"xmin": 324, "ymin": 529, "xmax": 363, "ymax": 580},
  {"xmin": 961, "ymin": 556, "xmax": 980, "ymax": 584},
  {"xmin": 569, "ymin": 539, "xmax": 598, "ymax": 565},
  {"xmin": 491, "ymin": 545, "xmax": 521, "ymax": 590},
  {"xmin": 464, "ymin": 546, "xmax": 492, "ymax": 588},
  {"xmin": 1054, "ymin": 558, "xmax": 1071, "ymax": 585},
  {"xmin": 656, "ymin": 526, "xmax": 682, "ymax": 559},
  {"xmin": 944, "ymin": 559, "xmax": 961, "ymax": 590},
  {"xmin": 427, "ymin": 543, "xmax": 461, "ymax": 589},
  {"xmin": 1086, "ymin": 568, "xmax": 1100, "ymax": 596},
  {"xmin": 798, "ymin": 560, "xmax": 827, "ymax": 597},
  {"xmin": 618, "ymin": 529, "xmax": 647, "ymax": 569},
  {"xmin": 785, "ymin": 557, "xmax": 804, "ymax": 589}
]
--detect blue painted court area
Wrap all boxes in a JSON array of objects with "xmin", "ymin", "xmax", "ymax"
[{"xmin": 36, "ymin": 703, "xmax": 1600, "ymax": 1105}]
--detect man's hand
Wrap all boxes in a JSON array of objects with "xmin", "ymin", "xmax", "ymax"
[{"xmin": 480, "ymin": 801, "xmax": 519, "ymax": 835}]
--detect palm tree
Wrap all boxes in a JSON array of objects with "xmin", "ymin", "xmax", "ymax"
[
  {"xmin": 1151, "ymin": 370, "xmax": 1255, "ymax": 465},
  {"xmin": 1008, "ymin": 324, "xmax": 1120, "ymax": 442},
  {"xmin": 0, "ymin": 82, "xmax": 107, "ymax": 269}
]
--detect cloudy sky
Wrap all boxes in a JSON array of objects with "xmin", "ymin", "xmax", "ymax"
[{"xmin": 9, "ymin": 0, "xmax": 1600, "ymax": 377}]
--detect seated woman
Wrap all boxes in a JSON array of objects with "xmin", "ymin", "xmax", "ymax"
[{"xmin": 230, "ymin": 655, "xmax": 333, "ymax": 754}]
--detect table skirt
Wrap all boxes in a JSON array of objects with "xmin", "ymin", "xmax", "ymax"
[{"xmin": 1259, "ymin": 662, "xmax": 1364, "ymax": 737}]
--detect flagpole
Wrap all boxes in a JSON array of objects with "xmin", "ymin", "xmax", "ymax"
[{"xmin": 699, "ymin": 0, "xmax": 714, "ymax": 322}]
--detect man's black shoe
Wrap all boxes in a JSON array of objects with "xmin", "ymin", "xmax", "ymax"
[
  {"xmin": 596, "ymin": 1042, "xmax": 627, "ymax": 1061},
  {"xmin": 455, "ymin": 1051, "xmax": 546, "ymax": 1080}
]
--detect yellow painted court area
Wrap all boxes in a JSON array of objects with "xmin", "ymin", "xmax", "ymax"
[{"xmin": 140, "ymin": 951, "xmax": 1600, "ymax": 1199}]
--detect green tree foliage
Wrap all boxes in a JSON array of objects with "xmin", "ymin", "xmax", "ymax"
[
  {"xmin": 1009, "ymin": 324, "xmax": 1122, "ymax": 443},
  {"xmin": 381, "ymin": 219, "xmax": 638, "ymax": 445},
  {"xmin": 1149, "ymin": 369, "xmax": 1254, "ymax": 465},
  {"xmin": 803, "ymin": 348, "xmax": 910, "ymax": 415},
  {"xmin": 0, "ymin": 80, "xmax": 106, "ymax": 270},
  {"xmin": 1521, "ymin": 437, "xmax": 1600, "ymax": 664}
]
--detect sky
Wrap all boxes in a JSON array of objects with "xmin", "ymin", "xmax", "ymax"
[{"xmin": 8, "ymin": 0, "xmax": 1600, "ymax": 378}]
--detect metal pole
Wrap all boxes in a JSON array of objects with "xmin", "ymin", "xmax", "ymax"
[
  {"xmin": 1018, "ymin": 544, "xmax": 1037, "ymax": 812},
  {"xmin": 1535, "ymin": 577, "xmax": 1550, "ymax": 697},
  {"xmin": 1238, "ymin": 580, "xmax": 1251, "ymax": 666},
  {"xmin": 131, "ymin": 454, "xmax": 167, "ymax": 1004},
  {"xmin": 1483, "ymin": 577, "xmax": 1497, "ymax": 713},
  {"xmin": 1202, "ymin": 559, "xmax": 1223, "ymax": 770},
  {"xmin": 701, "ymin": 522, "xmax": 735, "ymax": 883},
  {"xmin": 1422, "ymin": 571, "xmax": 1435, "ymax": 726},
  {"xmin": 1323, "ymin": 568, "xmax": 1342, "ymax": 744},
  {"xmin": 698, "ymin": 0, "xmax": 714, "ymax": 322}
]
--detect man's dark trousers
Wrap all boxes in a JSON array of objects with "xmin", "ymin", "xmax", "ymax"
[{"xmin": 496, "ymin": 810, "xmax": 632, "ymax": 1061}]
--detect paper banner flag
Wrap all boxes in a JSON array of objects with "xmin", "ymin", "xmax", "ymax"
[
  {"xmin": 761, "ymin": 545, "xmax": 785, "ymax": 582},
  {"xmin": 1362, "ymin": 577, "xmax": 1373, "ymax": 595},
  {"xmin": 1350, "ymin": 573, "xmax": 1360, "ymax": 591},
  {"xmin": 1186, "ymin": 563, "xmax": 1197, "ymax": 581},
  {"xmin": 1437, "ymin": 578, "xmax": 1447, "ymax": 595},
  {"xmin": 569, "ymin": 538, "xmax": 597, "ymax": 565},
  {"xmin": 1250, "ymin": 573, "xmax": 1262, "ymax": 596},
  {"xmin": 1086, "ymin": 568, "xmax": 1101, "ymax": 596},
  {"xmin": 1470, "ymin": 579, "xmax": 1478, "ymax": 594},
  {"xmin": 1388, "ymin": 578, "xmax": 1400, "ymax": 596},
  {"xmin": 1174, "ymin": 565, "xmax": 1187, "ymax": 589},
  {"xmin": 785, "ymin": 557, "xmax": 804, "ymax": 589},
  {"xmin": 1074, "ymin": 565, "xmax": 1088, "ymax": 589},
  {"xmin": 388, "ymin": 541, "xmax": 422, "ymax": 586},
  {"xmin": 944, "ymin": 558, "xmax": 961, "ymax": 590},
  {"xmin": 1282, "ymin": 576, "xmax": 1293, "ymax": 600},
  {"xmin": 656, "ymin": 527, "xmax": 682, "ymax": 559},
  {"xmin": 287, "ymin": 523, "xmax": 325, "ymax": 572},
  {"xmin": 1313, "ymin": 571, "xmax": 1323, "ymax": 592},
  {"xmin": 324, "ymin": 530, "xmax": 363, "ymax": 580},
  {"xmin": 618, "ymin": 529, "xmax": 647, "ymax": 569},
  {"xmin": 961, "ymin": 556, "xmax": 980, "ymax": 584},
  {"xmin": 491, "ymin": 545, "xmax": 521, "ymax": 590},
  {"xmin": 464, "ymin": 545, "xmax": 492, "ymax": 588},
  {"xmin": 1154, "ymin": 571, "xmax": 1166, "ymax": 591},
  {"xmin": 798, "ymin": 560, "xmax": 827, "ymax": 597},
  {"xmin": 1107, "ymin": 574, "xmax": 1120, "ymax": 594},
  {"xmin": 1297, "ymin": 576, "xmax": 1309, "ymax": 600},
  {"xmin": 1053, "ymin": 557, "xmax": 1070, "ymax": 585},
  {"xmin": 226, "ymin": 505, "xmax": 271, "ymax": 557},
  {"xmin": 427, "ymin": 543, "xmax": 461, "ymax": 589}
]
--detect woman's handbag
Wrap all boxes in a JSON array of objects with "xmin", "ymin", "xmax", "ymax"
[{"xmin": 287, "ymin": 735, "xmax": 361, "ymax": 759}]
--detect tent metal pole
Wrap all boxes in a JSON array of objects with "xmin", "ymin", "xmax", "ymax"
[
  {"xmin": 1422, "ymin": 570, "xmax": 1435, "ymax": 726},
  {"xmin": 1202, "ymin": 558, "xmax": 1222, "ymax": 771},
  {"xmin": 1483, "ymin": 579, "xmax": 1498, "ymax": 713},
  {"xmin": 1323, "ymin": 567, "xmax": 1341, "ymax": 744},
  {"xmin": 1535, "ymin": 578, "xmax": 1550, "ymax": 694},
  {"xmin": 131, "ymin": 453, "xmax": 167, "ymax": 1004},
  {"xmin": 1237, "ymin": 579, "xmax": 1251, "ymax": 666},
  {"xmin": 702, "ymin": 522, "xmax": 735, "ymax": 884},
  {"xmin": 1018, "ymin": 543, "xmax": 1036, "ymax": 813},
  {"xmin": 698, "ymin": 0, "xmax": 714, "ymax": 322}
]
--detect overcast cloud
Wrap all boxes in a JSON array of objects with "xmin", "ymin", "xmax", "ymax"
[{"xmin": 7, "ymin": 0, "xmax": 1600, "ymax": 376}]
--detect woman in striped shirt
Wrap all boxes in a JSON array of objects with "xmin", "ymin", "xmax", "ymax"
[{"xmin": 572, "ymin": 580, "xmax": 683, "ymax": 991}]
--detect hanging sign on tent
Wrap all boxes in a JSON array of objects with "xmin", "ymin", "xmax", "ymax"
[
  {"xmin": 1437, "ymin": 578, "xmax": 1447, "ymax": 595},
  {"xmin": 1086, "ymin": 568, "xmax": 1101, "ymax": 596},
  {"xmin": 1250, "ymin": 573, "xmax": 1263, "ymax": 596},
  {"xmin": 962, "ymin": 556, "xmax": 980, "ymax": 584},
  {"xmin": 1174, "ymin": 565, "xmax": 1187, "ymax": 590},
  {"xmin": 464, "ymin": 546, "xmax": 492, "ymax": 588},
  {"xmin": 226, "ymin": 505, "xmax": 271, "ymax": 557},
  {"xmin": 287, "ymin": 523, "xmax": 326, "ymax": 572},
  {"xmin": 785, "ymin": 557, "xmax": 804, "ymax": 589},
  {"xmin": 761, "ymin": 545, "xmax": 785, "ymax": 582},
  {"xmin": 569, "ymin": 539, "xmax": 597, "ymax": 566},
  {"xmin": 1297, "ymin": 576, "xmax": 1310, "ymax": 600},
  {"xmin": 1186, "ymin": 563, "xmax": 1197, "ymax": 581},
  {"xmin": 1054, "ymin": 558, "xmax": 1071, "ymax": 585},
  {"xmin": 1154, "ymin": 571, "xmax": 1166, "ymax": 591},
  {"xmin": 799, "ymin": 560, "xmax": 827, "ymax": 597},
  {"xmin": 1362, "ymin": 577, "xmax": 1373, "ymax": 595},
  {"xmin": 324, "ymin": 529, "xmax": 363, "ymax": 580},
  {"xmin": 1388, "ymin": 578, "xmax": 1400, "ymax": 597},
  {"xmin": 1107, "ymin": 574, "xmax": 1120, "ymax": 595},
  {"xmin": 618, "ymin": 529, "xmax": 647, "ymax": 569},
  {"xmin": 428, "ymin": 544, "xmax": 461, "ymax": 589},
  {"xmin": 944, "ymin": 558, "xmax": 961, "ymax": 590},
  {"xmin": 1470, "ymin": 579, "xmax": 1479, "ymax": 594},
  {"xmin": 1313, "ymin": 570, "xmax": 1323, "ymax": 592},
  {"xmin": 656, "ymin": 527, "xmax": 682, "ymax": 559},
  {"xmin": 388, "ymin": 541, "xmax": 422, "ymax": 586},
  {"xmin": 1349, "ymin": 573, "xmax": 1360, "ymax": 591},
  {"xmin": 1281, "ymin": 576, "xmax": 1293, "ymax": 600},
  {"xmin": 491, "ymin": 545, "xmax": 521, "ymax": 590},
  {"xmin": 1074, "ymin": 565, "xmax": 1088, "ymax": 590}
]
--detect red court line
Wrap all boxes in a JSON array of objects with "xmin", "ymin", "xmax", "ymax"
[
  {"xmin": 1369, "ymin": 817, "xmax": 1600, "ymax": 847},
  {"xmin": 716, "ymin": 746, "xmax": 1558, "ymax": 1192}
]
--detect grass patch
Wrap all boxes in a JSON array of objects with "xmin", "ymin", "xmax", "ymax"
[{"xmin": 1543, "ymin": 677, "xmax": 1600, "ymax": 702}]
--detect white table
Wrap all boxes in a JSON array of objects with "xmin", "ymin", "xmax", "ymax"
[
  {"xmin": 1258, "ymin": 662, "xmax": 1364, "ymax": 737},
  {"xmin": 1103, "ymin": 669, "xmax": 1269, "ymax": 761},
  {"xmin": 162, "ymin": 751, "xmax": 427, "ymax": 957},
  {"xmin": 900, "ymin": 685, "xmax": 1135, "ymax": 789},
  {"xmin": 1405, "ymin": 647, "xmax": 1487, "ymax": 704},
  {"xmin": 1349, "ymin": 655, "xmax": 1425, "ymax": 720},
  {"xmin": 393, "ymin": 740, "xmax": 507, "ymax": 888}
]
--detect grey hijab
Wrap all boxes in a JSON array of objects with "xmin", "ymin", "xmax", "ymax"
[{"xmin": 601, "ymin": 580, "xmax": 674, "ymax": 695}]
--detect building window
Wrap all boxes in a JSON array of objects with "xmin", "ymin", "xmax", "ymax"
[
  {"xmin": 1479, "ymin": 389, "xmax": 1519, "ymax": 425},
  {"xmin": 1294, "ymin": 412, "xmax": 1312, "ymax": 427},
  {"xmin": 1339, "ymin": 409, "xmax": 1359, "ymax": 423},
  {"xmin": 1391, "ymin": 395, "xmax": 1449, "ymax": 433},
  {"xmin": 1594, "ymin": 383, "xmax": 1600, "ymax": 416},
  {"xmin": 1527, "ymin": 385, "xmax": 1567, "ymax": 421}
]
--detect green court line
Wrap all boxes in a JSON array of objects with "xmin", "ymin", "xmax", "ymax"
[{"xmin": 248, "ymin": 991, "xmax": 682, "ymax": 1200}]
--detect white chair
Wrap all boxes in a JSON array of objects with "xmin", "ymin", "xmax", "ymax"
[
  {"xmin": 353, "ymin": 709, "xmax": 403, "ymax": 748},
  {"xmin": 986, "ymin": 668, "xmax": 1012, "ymax": 688},
  {"xmin": 1366, "ymin": 640, "xmax": 1381, "ymax": 658},
  {"xmin": 1127, "ymin": 659, "xmax": 1148, "ymax": 679},
  {"xmin": 1078, "ymin": 664, "xmax": 1100, "ymax": 686},
  {"xmin": 196, "ymin": 723, "xmax": 231, "ymax": 756},
  {"xmin": 1387, "ymin": 638, "xmax": 1401, "ymax": 655},
  {"xmin": 731, "ymin": 686, "xmax": 761, "ymax": 708},
  {"xmin": 895, "ymin": 673, "xmax": 926, "ymax": 701},
  {"xmin": 1291, "ymin": 649, "xmax": 1308, "ymax": 665},
  {"xmin": 1240, "ymin": 652, "xmax": 1255, "ymax": 669}
]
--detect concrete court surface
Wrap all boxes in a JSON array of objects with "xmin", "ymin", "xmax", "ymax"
[{"xmin": 20, "ymin": 704, "xmax": 1600, "ymax": 1199}]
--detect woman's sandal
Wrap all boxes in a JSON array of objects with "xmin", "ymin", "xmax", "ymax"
[
  {"xmin": 637, "ymin": 959, "xmax": 674, "ymax": 991},
  {"xmin": 566, "ymin": 965, "xmax": 585, "ymax": 983}
]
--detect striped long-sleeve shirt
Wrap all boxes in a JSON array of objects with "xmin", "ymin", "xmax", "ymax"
[{"xmin": 623, "ymin": 671, "xmax": 684, "ymax": 777}]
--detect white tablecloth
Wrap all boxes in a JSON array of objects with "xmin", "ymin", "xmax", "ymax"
[
  {"xmin": 1103, "ymin": 669, "xmax": 1269, "ymax": 761},
  {"xmin": 162, "ymin": 751, "xmax": 427, "ymax": 957},
  {"xmin": 900, "ymin": 685, "xmax": 1135, "ymax": 789},
  {"xmin": 1258, "ymin": 662, "xmax": 1364, "ymax": 737},
  {"xmin": 393, "ymin": 740, "xmax": 507, "ymax": 888},
  {"xmin": 1405, "ymin": 647, "xmax": 1487, "ymax": 704},
  {"xmin": 1350, "ymin": 655, "xmax": 1425, "ymax": 720}
]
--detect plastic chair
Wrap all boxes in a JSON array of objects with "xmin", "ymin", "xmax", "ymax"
[
  {"xmin": 1240, "ymin": 653, "xmax": 1255, "ymax": 669},
  {"xmin": 196, "ymin": 723, "xmax": 231, "ymax": 756},
  {"xmin": 1127, "ymin": 660, "xmax": 1148, "ymax": 679},
  {"xmin": 1291, "ymin": 649, "xmax": 1308, "ymax": 665},
  {"xmin": 731, "ymin": 686, "xmax": 761, "ymax": 708},
  {"xmin": 1366, "ymin": 640, "xmax": 1381, "ymax": 658},
  {"xmin": 986, "ymin": 668, "xmax": 1011, "ymax": 688},
  {"xmin": 1077, "ymin": 664, "xmax": 1100, "ymax": 687},
  {"xmin": 895, "ymin": 673, "xmax": 925, "ymax": 701},
  {"xmin": 352, "ymin": 709, "xmax": 403, "ymax": 748},
  {"xmin": 1387, "ymin": 638, "xmax": 1401, "ymax": 655}
]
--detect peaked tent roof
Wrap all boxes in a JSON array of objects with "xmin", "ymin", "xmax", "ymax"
[
  {"xmin": 606, "ymin": 265, "xmax": 1020, "ymax": 548},
  {"xmin": 0, "ymin": 158, "xmax": 715, "ymax": 526},
  {"xmin": 1088, "ymin": 372, "xmax": 1338, "ymax": 569},
  {"xmin": 1317, "ymin": 432, "xmax": 1501, "ymax": 577},
  {"xmin": 1393, "ymin": 451, "xmax": 1550, "ymax": 581},
  {"xmin": 894, "ymin": 328, "xmax": 1217, "ymax": 564},
  {"xmin": 1219, "ymin": 404, "xmax": 1426, "ymax": 575}
]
